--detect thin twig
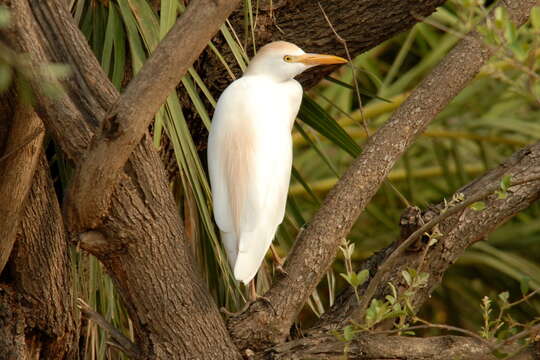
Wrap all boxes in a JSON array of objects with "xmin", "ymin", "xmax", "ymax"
[
  {"xmin": 0, "ymin": 128, "xmax": 44, "ymax": 164},
  {"xmin": 495, "ymin": 322, "xmax": 540, "ymax": 350},
  {"xmin": 77, "ymin": 298, "xmax": 141, "ymax": 358},
  {"xmin": 317, "ymin": 2, "xmax": 411, "ymax": 208},
  {"xmin": 507, "ymin": 288, "xmax": 540, "ymax": 309},
  {"xmin": 372, "ymin": 321, "xmax": 495, "ymax": 349},
  {"xmin": 317, "ymin": 2, "xmax": 368, "ymax": 136},
  {"xmin": 413, "ymin": 317, "xmax": 495, "ymax": 348},
  {"xmin": 355, "ymin": 174, "xmax": 540, "ymax": 319}
]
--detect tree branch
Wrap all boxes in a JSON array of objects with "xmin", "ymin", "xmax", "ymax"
[
  {"xmin": 252, "ymin": 332, "xmax": 540, "ymax": 360},
  {"xmin": 226, "ymin": 0, "xmax": 538, "ymax": 350},
  {"xmin": 355, "ymin": 173, "xmax": 540, "ymax": 320},
  {"xmin": 0, "ymin": 99, "xmax": 44, "ymax": 274},
  {"xmin": 315, "ymin": 142, "xmax": 540, "ymax": 331},
  {"xmin": 3, "ymin": 153, "xmax": 79, "ymax": 358},
  {"xmin": 64, "ymin": 0, "xmax": 241, "ymax": 231}
]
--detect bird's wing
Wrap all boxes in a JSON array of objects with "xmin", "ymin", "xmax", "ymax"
[
  {"xmin": 208, "ymin": 78, "xmax": 259, "ymax": 236},
  {"xmin": 208, "ymin": 77, "xmax": 302, "ymax": 280}
]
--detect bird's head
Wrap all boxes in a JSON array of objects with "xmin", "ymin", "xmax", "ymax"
[{"xmin": 244, "ymin": 41, "xmax": 347, "ymax": 81}]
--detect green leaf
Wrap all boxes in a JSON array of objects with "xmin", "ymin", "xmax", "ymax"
[
  {"xmin": 101, "ymin": 4, "xmax": 117, "ymax": 75},
  {"xmin": 504, "ymin": 20, "xmax": 517, "ymax": 44},
  {"xmin": 531, "ymin": 6, "xmax": 540, "ymax": 30},
  {"xmin": 494, "ymin": 7, "xmax": 508, "ymax": 29},
  {"xmin": 343, "ymin": 325, "xmax": 355, "ymax": 341},
  {"xmin": 417, "ymin": 272, "xmax": 430, "ymax": 287},
  {"xmin": 91, "ymin": 3, "xmax": 107, "ymax": 57},
  {"xmin": 340, "ymin": 273, "xmax": 353, "ymax": 286},
  {"xmin": 495, "ymin": 190, "xmax": 507, "ymax": 200},
  {"xmin": 0, "ymin": 6, "xmax": 11, "ymax": 27},
  {"xmin": 117, "ymin": 0, "xmax": 147, "ymax": 72},
  {"xmin": 111, "ymin": 4, "xmax": 126, "ymax": 89},
  {"xmin": 388, "ymin": 282, "xmax": 398, "ymax": 299},
  {"xmin": 356, "ymin": 269, "xmax": 370, "ymax": 286},
  {"xmin": 365, "ymin": 303, "xmax": 377, "ymax": 324},
  {"xmin": 159, "ymin": 0, "xmax": 177, "ymax": 39},
  {"xmin": 498, "ymin": 291, "xmax": 509, "ymax": 304},
  {"xmin": 41, "ymin": 63, "xmax": 72, "ymax": 79},
  {"xmin": 477, "ymin": 25, "xmax": 498, "ymax": 46},
  {"xmin": 298, "ymin": 95, "xmax": 362, "ymax": 158},
  {"xmin": 341, "ymin": 270, "xmax": 368, "ymax": 288},
  {"xmin": 291, "ymin": 166, "xmax": 321, "ymax": 204},
  {"xmin": 509, "ymin": 42, "xmax": 528, "ymax": 62},
  {"xmin": 519, "ymin": 276, "xmax": 530, "ymax": 295},
  {"xmin": 0, "ymin": 62, "xmax": 12, "ymax": 92},
  {"xmin": 500, "ymin": 174, "xmax": 512, "ymax": 192},
  {"xmin": 127, "ymin": 0, "xmax": 160, "ymax": 51},
  {"xmin": 402, "ymin": 270, "xmax": 412, "ymax": 286},
  {"xmin": 470, "ymin": 201, "xmax": 486, "ymax": 211}
]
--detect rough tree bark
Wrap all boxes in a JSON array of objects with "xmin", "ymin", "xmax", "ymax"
[
  {"xmin": 0, "ymin": 101, "xmax": 44, "ymax": 273},
  {"xmin": 254, "ymin": 333, "xmax": 540, "ymax": 360},
  {"xmin": 0, "ymin": 97, "xmax": 77, "ymax": 358},
  {"xmin": 5, "ymin": 154, "xmax": 79, "ymax": 359}
]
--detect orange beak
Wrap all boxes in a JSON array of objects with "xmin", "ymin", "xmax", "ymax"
[{"xmin": 293, "ymin": 53, "xmax": 348, "ymax": 65}]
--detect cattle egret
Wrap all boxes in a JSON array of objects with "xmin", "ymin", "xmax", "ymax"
[{"xmin": 208, "ymin": 41, "xmax": 347, "ymax": 289}]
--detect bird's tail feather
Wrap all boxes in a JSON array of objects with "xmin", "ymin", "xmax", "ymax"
[
  {"xmin": 221, "ymin": 231, "xmax": 238, "ymax": 269},
  {"xmin": 234, "ymin": 226, "xmax": 277, "ymax": 284}
]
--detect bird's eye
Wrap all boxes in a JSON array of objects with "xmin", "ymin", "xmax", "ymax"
[{"xmin": 283, "ymin": 55, "xmax": 293, "ymax": 62}]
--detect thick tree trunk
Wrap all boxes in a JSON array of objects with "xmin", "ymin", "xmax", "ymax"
[
  {"xmin": 1, "ymin": 0, "xmax": 241, "ymax": 358},
  {"xmin": 0, "ymin": 96, "xmax": 78, "ymax": 358},
  {"xmin": 0, "ymin": 102, "xmax": 44, "ymax": 273},
  {"xmin": 5, "ymin": 154, "xmax": 79, "ymax": 359}
]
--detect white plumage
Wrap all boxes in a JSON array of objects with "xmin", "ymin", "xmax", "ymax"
[{"xmin": 208, "ymin": 41, "xmax": 346, "ymax": 284}]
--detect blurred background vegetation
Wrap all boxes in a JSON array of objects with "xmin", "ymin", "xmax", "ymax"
[{"xmin": 2, "ymin": 0, "xmax": 539, "ymax": 358}]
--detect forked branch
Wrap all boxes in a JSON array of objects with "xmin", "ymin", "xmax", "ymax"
[{"xmin": 64, "ymin": 0, "xmax": 241, "ymax": 231}]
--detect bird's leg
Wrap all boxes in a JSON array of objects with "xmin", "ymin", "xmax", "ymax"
[
  {"xmin": 270, "ymin": 244, "xmax": 288, "ymax": 276},
  {"xmin": 220, "ymin": 281, "xmax": 261, "ymax": 317},
  {"xmin": 249, "ymin": 279, "xmax": 257, "ymax": 302},
  {"xmin": 248, "ymin": 279, "xmax": 277, "ymax": 315}
]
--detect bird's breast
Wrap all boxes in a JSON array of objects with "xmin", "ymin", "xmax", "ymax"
[{"xmin": 237, "ymin": 76, "xmax": 303, "ymax": 131}]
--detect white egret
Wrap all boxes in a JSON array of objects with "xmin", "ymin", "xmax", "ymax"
[{"xmin": 208, "ymin": 41, "xmax": 347, "ymax": 293}]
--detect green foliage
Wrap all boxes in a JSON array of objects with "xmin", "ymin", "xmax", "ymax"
[
  {"xmin": 341, "ymin": 269, "xmax": 369, "ymax": 289},
  {"xmin": 470, "ymin": 201, "xmax": 487, "ymax": 211},
  {"xmin": 0, "ymin": 5, "xmax": 10, "ymax": 27},
  {"xmin": 359, "ymin": 269, "xmax": 429, "ymax": 330}
]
